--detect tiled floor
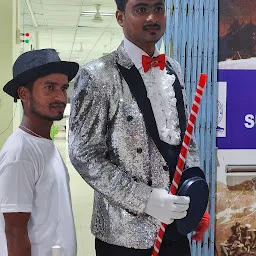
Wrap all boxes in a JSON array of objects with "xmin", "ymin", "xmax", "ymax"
[{"xmin": 55, "ymin": 138, "xmax": 95, "ymax": 256}]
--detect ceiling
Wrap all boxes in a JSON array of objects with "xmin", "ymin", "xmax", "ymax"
[{"xmin": 20, "ymin": 0, "xmax": 124, "ymax": 65}]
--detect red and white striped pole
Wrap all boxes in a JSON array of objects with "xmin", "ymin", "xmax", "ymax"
[{"xmin": 152, "ymin": 74, "xmax": 208, "ymax": 256}]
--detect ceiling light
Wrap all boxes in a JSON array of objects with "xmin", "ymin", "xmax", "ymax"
[{"xmin": 81, "ymin": 11, "xmax": 115, "ymax": 17}]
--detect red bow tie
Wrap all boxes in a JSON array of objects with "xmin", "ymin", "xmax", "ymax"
[{"xmin": 142, "ymin": 54, "xmax": 166, "ymax": 72}]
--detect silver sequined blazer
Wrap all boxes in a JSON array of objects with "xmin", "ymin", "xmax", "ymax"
[{"xmin": 69, "ymin": 43, "xmax": 200, "ymax": 249}]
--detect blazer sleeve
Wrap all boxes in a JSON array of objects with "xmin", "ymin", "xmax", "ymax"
[{"xmin": 68, "ymin": 67, "xmax": 152, "ymax": 215}]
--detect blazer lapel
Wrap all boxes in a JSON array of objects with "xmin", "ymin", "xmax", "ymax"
[
  {"xmin": 115, "ymin": 42, "xmax": 134, "ymax": 70},
  {"xmin": 117, "ymin": 61, "xmax": 181, "ymax": 181}
]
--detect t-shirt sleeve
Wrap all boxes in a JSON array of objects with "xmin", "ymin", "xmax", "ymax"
[{"xmin": 0, "ymin": 161, "xmax": 35, "ymax": 213}]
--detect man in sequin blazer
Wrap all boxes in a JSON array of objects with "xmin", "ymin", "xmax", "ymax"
[{"xmin": 69, "ymin": 0, "xmax": 209, "ymax": 255}]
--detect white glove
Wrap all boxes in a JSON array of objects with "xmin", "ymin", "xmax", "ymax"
[{"xmin": 145, "ymin": 188, "xmax": 190, "ymax": 224}]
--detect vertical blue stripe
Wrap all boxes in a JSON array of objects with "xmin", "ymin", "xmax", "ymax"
[
  {"xmin": 210, "ymin": 0, "xmax": 218, "ymax": 255},
  {"xmin": 180, "ymin": 0, "xmax": 188, "ymax": 72},
  {"xmin": 185, "ymin": 0, "xmax": 194, "ymax": 108},
  {"xmin": 163, "ymin": 0, "xmax": 218, "ymax": 255}
]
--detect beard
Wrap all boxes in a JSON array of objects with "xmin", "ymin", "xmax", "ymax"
[{"xmin": 30, "ymin": 97, "xmax": 65, "ymax": 121}]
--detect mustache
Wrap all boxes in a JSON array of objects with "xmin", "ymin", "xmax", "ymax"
[
  {"xmin": 143, "ymin": 24, "xmax": 161, "ymax": 30},
  {"xmin": 49, "ymin": 102, "xmax": 66, "ymax": 108}
]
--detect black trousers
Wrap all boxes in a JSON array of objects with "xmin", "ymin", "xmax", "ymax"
[{"xmin": 95, "ymin": 237, "xmax": 191, "ymax": 256}]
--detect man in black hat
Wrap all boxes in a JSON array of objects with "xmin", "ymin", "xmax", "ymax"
[{"xmin": 0, "ymin": 49, "xmax": 79, "ymax": 256}]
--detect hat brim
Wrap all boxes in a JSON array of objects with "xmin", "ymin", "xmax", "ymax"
[{"xmin": 3, "ymin": 61, "xmax": 79, "ymax": 99}]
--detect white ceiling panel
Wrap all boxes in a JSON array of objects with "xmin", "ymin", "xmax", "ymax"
[
  {"xmin": 42, "ymin": 5, "xmax": 82, "ymax": 12},
  {"xmin": 46, "ymin": 21, "xmax": 78, "ymax": 27},
  {"xmin": 20, "ymin": 0, "xmax": 122, "ymax": 64},
  {"xmin": 42, "ymin": 0, "xmax": 82, "ymax": 4},
  {"xmin": 31, "ymin": 0, "xmax": 42, "ymax": 3},
  {"xmin": 84, "ymin": 0, "xmax": 116, "ymax": 7},
  {"xmin": 31, "ymin": 7, "xmax": 45, "ymax": 15}
]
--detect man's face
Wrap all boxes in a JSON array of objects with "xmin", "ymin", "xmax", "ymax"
[
  {"xmin": 26, "ymin": 73, "xmax": 69, "ymax": 121},
  {"xmin": 117, "ymin": 0, "xmax": 166, "ymax": 46}
]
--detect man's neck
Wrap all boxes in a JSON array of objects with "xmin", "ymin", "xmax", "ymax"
[
  {"xmin": 126, "ymin": 38, "xmax": 156, "ymax": 57},
  {"xmin": 142, "ymin": 45, "xmax": 155, "ymax": 57},
  {"xmin": 20, "ymin": 115, "xmax": 53, "ymax": 139}
]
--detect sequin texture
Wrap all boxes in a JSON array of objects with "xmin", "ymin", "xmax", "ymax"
[{"xmin": 68, "ymin": 43, "xmax": 200, "ymax": 249}]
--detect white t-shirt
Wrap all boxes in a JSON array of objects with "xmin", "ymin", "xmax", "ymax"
[{"xmin": 0, "ymin": 129, "xmax": 76, "ymax": 256}]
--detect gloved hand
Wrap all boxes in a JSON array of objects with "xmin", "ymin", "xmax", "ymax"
[
  {"xmin": 191, "ymin": 211, "xmax": 210, "ymax": 242},
  {"xmin": 145, "ymin": 188, "xmax": 190, "ymax": 224}
]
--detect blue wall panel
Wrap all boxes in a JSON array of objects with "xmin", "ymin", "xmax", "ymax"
[{"xmin": 163, "ymin": 1, "xmax": 218, "ymax": 255}]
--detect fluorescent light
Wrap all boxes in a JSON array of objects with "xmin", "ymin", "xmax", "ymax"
[{"xmin": 81, "ymin": 11, "xmax": 115, "ymax": 17}]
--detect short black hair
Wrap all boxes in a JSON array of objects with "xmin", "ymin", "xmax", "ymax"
[{"xmin": 115, "ymin": 0, "xmax": 128, "ymax": 12}]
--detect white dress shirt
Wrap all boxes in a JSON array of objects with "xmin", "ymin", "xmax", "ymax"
[{"xmin": 123, "ymin": 38, "xmax": 181, "ymax": 145}]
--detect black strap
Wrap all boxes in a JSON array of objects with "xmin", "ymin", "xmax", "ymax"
[{"xmin": 117, "ymin": 63, "xmax": 186, "ymax": 177}]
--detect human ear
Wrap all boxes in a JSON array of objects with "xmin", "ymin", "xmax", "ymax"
[
  {"xmin": 116, "ymin": 10, "xmax": 124, "ymax": 27},
  {"xmin": 18, "ymin": 86, "xmax": 29, "ymax": 103}
]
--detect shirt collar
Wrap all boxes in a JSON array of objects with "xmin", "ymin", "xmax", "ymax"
[{"xmin": 123, "ymin": 37, "xmax": 160, "ymax": 70}]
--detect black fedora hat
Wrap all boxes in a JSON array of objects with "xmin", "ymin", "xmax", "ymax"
[{"xmin": 3, "ymin": 48, "xmax": 79, "ymax": 99}]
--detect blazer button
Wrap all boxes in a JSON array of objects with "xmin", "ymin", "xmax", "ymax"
[
  {"xmin": 137, "ymin": 148, "xmax": 143, "ymax": 154},
  {"xmin": 163, "ymin": 165, "xmax": 169, "ymax": 171},
  {"xmin": 126, "ymin": 209, "xmax": 137, "ymax": 217},
  {"xmin": 127, "ymin": 115, "xmax": 133, "ymax": 122}
]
